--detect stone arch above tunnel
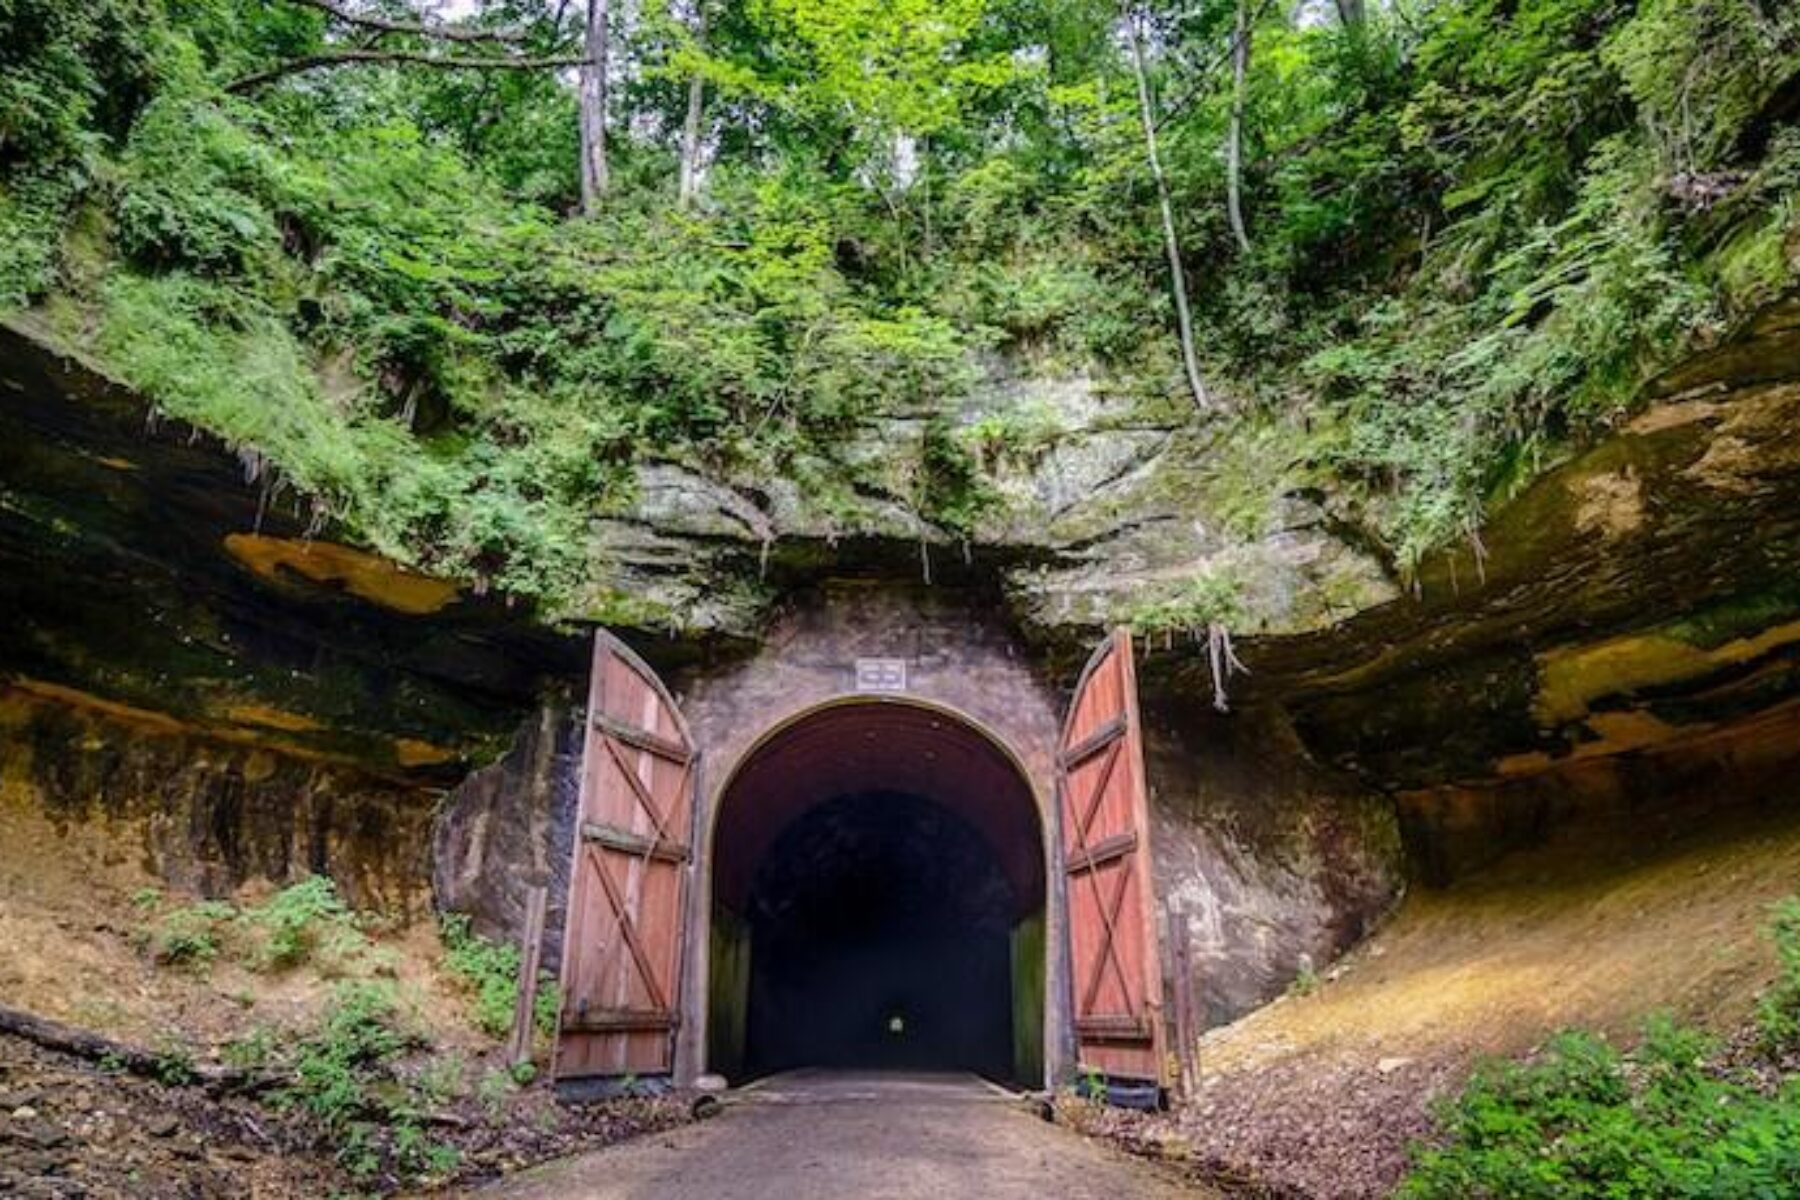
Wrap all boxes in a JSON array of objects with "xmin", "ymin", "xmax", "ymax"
[
  {"xmin": 708, "ymin": 698, "xmax": 1046, "ymax": 918},
  {"xmin": 700, "ymin": 696, "xmax": 1052, "ymax": 1087}
]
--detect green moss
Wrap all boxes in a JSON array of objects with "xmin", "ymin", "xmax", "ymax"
[
  {"xmin": 1664, "ymin": 589, "xmax": 1800, "ymax": 651},
  {"xmin": 1126, "ymin": 570, "xmax": 1247, "ymax": 637}
]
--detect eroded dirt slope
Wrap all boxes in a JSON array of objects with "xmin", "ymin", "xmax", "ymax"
[{"xmin": 1107, "ymin": 803, "xmax": 1800, "ymax": 1198}]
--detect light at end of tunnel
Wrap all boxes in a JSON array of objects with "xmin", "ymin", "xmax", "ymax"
[{"xmin": 888, "ymin": 1015, "xmax": 905, "ymax": 1035}]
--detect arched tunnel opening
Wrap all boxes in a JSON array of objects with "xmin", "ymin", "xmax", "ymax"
[{"xmin": 707, "ymin": 701, "xmax": 1046, "ymax": 1087}]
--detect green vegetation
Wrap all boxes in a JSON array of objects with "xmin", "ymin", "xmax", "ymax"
[
  {"xmin": 439, "ymin": 911, "xmax": 559, "ymax": 1041},
  {"xmin": 278, "ymin": 980, "xmax": 461, "ymax": 1183},
  {"xmin": 133, "ymin": 876, "xmax": 390, "ymax": 976},
  {"xmin": 2, "ymin": 1, "xmax": 1797, "ymax": 608},
  {"xmin": 126, "ymin": 881, "xmax": 592, "ymax": 1185},
  {"xmin": 1127, "ymin": 570, "xmax": 1247, "ymax": 640},
  {"xmin": 1400, "ymin": 897, "xmax": 1800, "ymax": 1199},
  {"xmin": 1757, "ymin": 897, "xmax": 1800, "ymax": 1052}
]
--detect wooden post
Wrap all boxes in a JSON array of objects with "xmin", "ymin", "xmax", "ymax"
[
  {"xmin": 508, "ymin": 885, "xmax": 549, "ymax": 1068},
  {"xmin": 1167, "ymin": 900, "xmax": 1199, "ymax": 1100}
]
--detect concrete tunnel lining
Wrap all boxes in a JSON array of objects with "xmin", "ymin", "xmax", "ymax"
[{"xmin": 704, "ymin": 698, "xmax": 1048, "ymax": 1084}]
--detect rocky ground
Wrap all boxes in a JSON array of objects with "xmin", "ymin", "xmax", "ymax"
[
  {"xmin": 0, "ymin": 790, "xmax": 691, "ymax": 1198},
  {"xmin": 0, "ymin": 1032, "xmax": 689, "ymax": 1199}
]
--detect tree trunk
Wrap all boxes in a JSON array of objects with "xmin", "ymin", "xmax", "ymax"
[
  {"xmin": 579, "ymin": 0, "xmax": 611, "ymax": 214},
  {"xmin": 1226, "ymin": 0, "xmax": 1253, "ymax": 256},
  {"xmin": 1334, "ymin": 0, "xmax": 1366, "ymax": 25},
  {"xmin": 677, "ymin": 5, "xmax": 707, "ymax": 210},
  {"xmin": 1127, "ymin": 8, "xmax": 1210, "ymax": 412}
]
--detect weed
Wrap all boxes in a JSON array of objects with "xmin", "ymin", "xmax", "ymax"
[
  {"xmin": 151, "ymin": 1036, "xmax": 198, "ymax": 1087},
  {"xmin": 242, "ymin": 875, "xmax": 362, "ymax": 972},
  {"xmin": 413, "ymin": 1053, "xmax": 467, "ymax": 1106},
  {"xmin": 476, "ymin": 1066, "xmax": 516, "ymax": 1116},
  {"xmin": 439, "ymin": 912, "xmax": 529, "ymax": 1040},
  {"xmin": 1756, "ymin": 897, "xmax": 1800, "ymax": 1052},
  {"xmin": 147, "ymin": 900, "xmax": 234, "ymax": 969},
  {"xmin": 222, "ymin": 1026, "xmax": 276, "ymax": 1072}
]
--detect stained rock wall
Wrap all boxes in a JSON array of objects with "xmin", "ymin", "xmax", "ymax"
[
  {"xmin": 0, "ymin": 321, "xmax": 581, "ymax": 915},
  {"xmin": 1141, "ymin": 687, "xmax": 1404, "ymax": 1025},
  {"xmin": 431, "ymin": 702, "xmax": 581, "ymax": 972},
  {"xmin": 0, "ymin": 683, "xmax": 436, "ymax": 913}
]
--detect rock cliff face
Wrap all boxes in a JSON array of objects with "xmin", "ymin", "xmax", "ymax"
[
  {"xmin": 1242, "ymin": 296, "xmax": 1800, "ymax": 878},
  {"xmin": 0, "ymin": 321, "xmax": 584, "ymax": 907},
  {"xmin": 7, "ymin": 292, "xmax": 1800, "ymax": 1030},
  {"xmin": 575, "ymin": 370, "xmax": 1399, "ymax": 645}
]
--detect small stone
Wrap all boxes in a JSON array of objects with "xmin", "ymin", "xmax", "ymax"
[
  {"xmin": 11, "ymin": 1105, "xmax": 39, "ymax": 1120},
  {"xmin": 693, "ymin": 1073, "xmax": 729, "ymax": 1094},
  {"xmin": 145, "ymin": 1114, "xmax": 180, "ymax": 1138},
  {"xmin": 1376, "ymin": 1056, "xmax": 1413, "ymax": 1075},
  {"xmin": 6, "ymin": 1118, "xmax": 69, "ymax": 1150}
]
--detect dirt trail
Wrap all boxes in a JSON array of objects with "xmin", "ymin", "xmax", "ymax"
[{"xmin": 474, "ymin": 1071, "xmax": 1212, "ymax": 1200}]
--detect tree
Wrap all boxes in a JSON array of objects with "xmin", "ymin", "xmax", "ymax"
[
  {"xmin": 226, "ymin": 0, "xmax": 588, "ymax": 93},
  {"xmin": 1125, "ymin": 5, "xmax": 1210, "ymax": 411},
  {"xmin": 677, "ymin": 1, "xmax": 708, "ymax": 210},
  {"xmin": 1225, "ymin": 0, "xmax": 1253, "ymax": 255},
  {"xmin": 578, "ymin": 0, "xmax": 611, "ymax": 212}
]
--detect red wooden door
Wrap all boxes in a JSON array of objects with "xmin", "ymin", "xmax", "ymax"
[
  {"xmin": 554, "ymin": 631, "xmax": 698, "ymax": 1080},
  {"xmin": 1058, "ymin": 628, "xmax": 1166, "ymax": 1083}
]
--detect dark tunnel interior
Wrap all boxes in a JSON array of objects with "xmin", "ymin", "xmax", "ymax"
[{"xmin": 741, "ymin": 790, "xmax": 1020, "ymax": 1082}]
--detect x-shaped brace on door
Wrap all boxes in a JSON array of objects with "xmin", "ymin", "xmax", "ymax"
[{"xmin": 1066, "ymin": 737, "xmax": 1141, "ymax": 1023}]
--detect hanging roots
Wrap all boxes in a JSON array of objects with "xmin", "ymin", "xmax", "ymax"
[{"xmin": 1206, "ymin": 621, "xmax": 1247, "ymax": 712}]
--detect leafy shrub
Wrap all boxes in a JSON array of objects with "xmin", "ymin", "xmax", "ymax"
[
  {"xmin": 439, "ymin": 911, "xmax": 559, "ymax": 1042},
  {"xmin": 136, "ymin": 876, "xmax": 384, "ymax": 976},
  {"xmin": 242, "ymin": 875, "xmax": 358, "ymax": 972},
  {"xmin": 281, "ymin": 980, "xmax": 455, "ymax": 1179},
  {"xmin": 1757, "ymin": 898, "xmax": 1800, "ymax": 1052},
  {"xmin": 439, "ymin": 913, "xmax": 523, "ymax": 1039},
  {"xmin": 1400, "ymin": 898, "xmax": 1800, "ymax": 1199},
  {"xmin": 282, "ymin": 981, "xmax": 415, "ymax": 1127},
  {"xmin": 146, "ymin": 900, "xmax": 235, "ymax": 968},
  {"xmin": 111, "ymin": 95, "xmax": 287, "ymax": 273}
]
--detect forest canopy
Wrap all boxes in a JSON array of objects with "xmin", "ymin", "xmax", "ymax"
[{"xmin": 1, "ymin": 0, "xmax": 1796, "ymax": 612}]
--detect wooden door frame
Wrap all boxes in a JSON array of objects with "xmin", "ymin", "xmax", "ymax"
[{"xmin": 675, "ymin": 694, "xmax": 1070, "ymax": 1088}]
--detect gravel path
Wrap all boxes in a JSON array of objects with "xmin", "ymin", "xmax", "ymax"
[{"xmin": 475, "ymin": 1070, "xmax": 1212, "ymax": 1200}]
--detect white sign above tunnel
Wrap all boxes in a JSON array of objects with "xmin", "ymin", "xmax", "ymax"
[{"xmin": 854, "ymin": 657, "xmax": 908, "ymax": 692}]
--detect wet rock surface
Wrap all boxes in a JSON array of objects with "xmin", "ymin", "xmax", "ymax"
[{"xmin": 0, "ymin": 319, "xmax": 584, "ymax": 781}]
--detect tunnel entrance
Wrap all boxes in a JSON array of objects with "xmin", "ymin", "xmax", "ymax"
[{"xmin": 706, "ymin": 701, "xmax": 1046, "ymax": 1087}]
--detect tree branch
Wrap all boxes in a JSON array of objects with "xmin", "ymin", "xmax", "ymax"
[
  {"xmin": 1153, "ymin": 0, "xmax": 1282, "ymax": 134},
  {"xmin": 0, "ymin": 1003, "xmax": 274, "ymax": 1096},
  {"xmin": 285, "ymin": 0, "xmax": 533, "ymax": 44},
  {"xmin": 227, "ymin": 49, "xmax": 592, "ymax": 94}
]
